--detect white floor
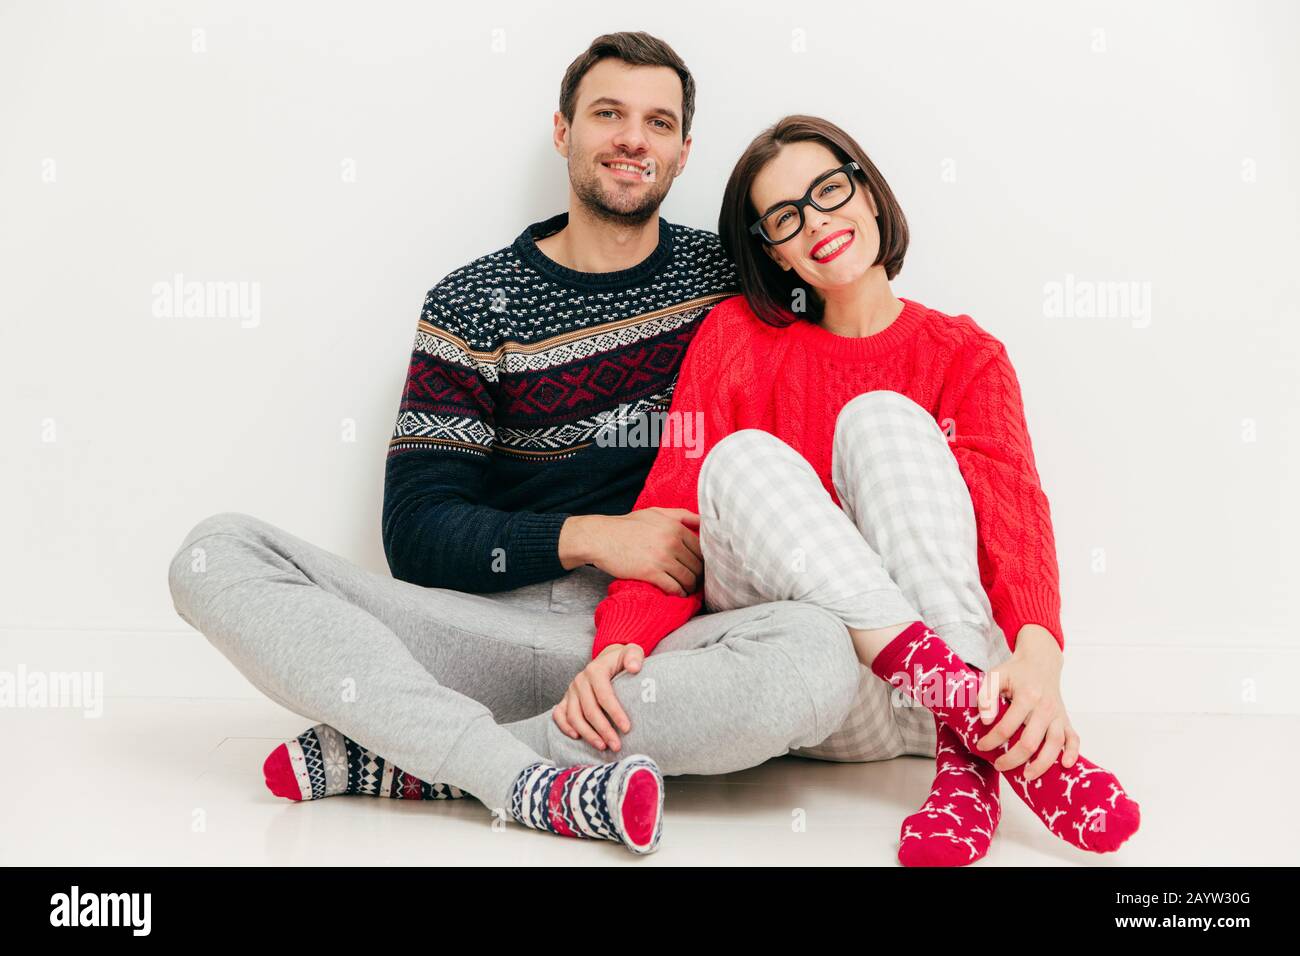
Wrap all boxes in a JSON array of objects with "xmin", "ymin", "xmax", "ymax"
[{"xmin": 2, "ymin": 695, "xmax": 1296, "ymax": 866}]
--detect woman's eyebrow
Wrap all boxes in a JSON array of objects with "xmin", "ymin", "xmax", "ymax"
[{"xmin": 759, "ymin": 167, "xmax": 841, "ymax": 217}]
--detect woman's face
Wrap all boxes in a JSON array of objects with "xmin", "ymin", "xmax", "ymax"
[{"xmin": 749, "ymin": 140, "xmax": 881, "ymax": 295}]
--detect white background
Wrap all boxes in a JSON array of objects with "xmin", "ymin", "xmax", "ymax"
[{"xmin": 2, "ymin": 0, "xmax": 1297, "ymax": 714}]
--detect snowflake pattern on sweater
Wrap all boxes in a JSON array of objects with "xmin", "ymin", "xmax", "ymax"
[{"xmin": 382, "ymin": 212, "xmax": 738, "ymax": 592}]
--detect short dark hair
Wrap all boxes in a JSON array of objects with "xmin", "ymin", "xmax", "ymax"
[
  {"xmin": 718, "ymin": 115, "xmax": 909, "ymax": 327},
  {"xmin": 558, "ymin": 32, "xmax": 696, "ymax": 140}
]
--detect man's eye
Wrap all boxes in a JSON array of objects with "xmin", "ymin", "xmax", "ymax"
[{"xmin": 652, "ymin": 119, "xmax": 670, "ymax": 129}]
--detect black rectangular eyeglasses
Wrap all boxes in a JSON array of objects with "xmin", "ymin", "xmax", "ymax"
[{"xmin": 749, "ymin": 161, "xmax": 862, "ymax": 245}]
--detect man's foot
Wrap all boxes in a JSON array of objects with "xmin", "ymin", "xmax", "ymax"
[
  {"xmin": 508, "ymin": 754, "xmax": 664, "ymax": 855},
  {"xmin": 262, "ymin": 724, "xmax": 466, "ymax": 801},
  {"xmin": 898, "ymin": 717, "xmax": 1001, "ymax": 866}
]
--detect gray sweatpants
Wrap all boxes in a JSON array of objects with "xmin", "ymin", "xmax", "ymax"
[{"xmin": 167, "ymin": 517, "xmax": 868, "ymax": 814}]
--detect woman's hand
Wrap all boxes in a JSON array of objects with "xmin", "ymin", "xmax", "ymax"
[
  {"xmin": 974, "ymin": 624, "xmax": 1081, "ymax": 781},
  {"xmin": 551, "ymin": 643, "xmax": 645, "ymax": 752}
]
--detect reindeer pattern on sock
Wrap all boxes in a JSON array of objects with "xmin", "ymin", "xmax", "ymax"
[{"xmin": 883, "ymin": 625, "xmax": 1141, "ymax": 855}]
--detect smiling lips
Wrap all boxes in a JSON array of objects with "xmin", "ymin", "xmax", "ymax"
[
  {"xmin": 810, "ymin": 229, "xmax": 855, "ymax": 263},
  {"xmin": 603, "ymin": 160, "xmax": 647, "ymax": 180}
]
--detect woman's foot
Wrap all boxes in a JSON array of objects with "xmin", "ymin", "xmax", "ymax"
[
  {"xmin": 873, "ymin": 622, "xmax": 1141, "ymax": 853},
  {"xmin": 898, "ymin": 717, "xmax": 1001, "ymax": 866},
  {"xmin": 508, "ymin": 754, "xmax": 664, "ymax": 855},
  {"xmin": 263, "ymin": 724, "xmax": 466, "ymax": 801}
]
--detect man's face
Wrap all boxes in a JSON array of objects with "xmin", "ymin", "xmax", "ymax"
[{"xmin": 558, "ymin": 58, "xmax": 691, "ymax": 225}]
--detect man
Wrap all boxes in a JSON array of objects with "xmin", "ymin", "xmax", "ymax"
[{"xmin": 168, "ymin": 32, "xmax": 878, "ymax": 857}]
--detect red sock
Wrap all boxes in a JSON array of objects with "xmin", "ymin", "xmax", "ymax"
[
  {"xmin": 899, "ymin": 716, "xmax": 1001, "ymax": 867},
  {"xmin": 873, "ymin": 622, "xmax": 1141, "ymax": 854}
]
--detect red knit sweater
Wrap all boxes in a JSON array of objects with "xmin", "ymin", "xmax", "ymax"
[{"xmin": 591, "ymin": 293, "xmax": 1065, "ymax": 659}]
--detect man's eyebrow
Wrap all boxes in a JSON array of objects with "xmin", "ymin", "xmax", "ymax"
[
  {"xmin": 587, "ymin": 96, "xmax": 681, "ymax": 125},
  {"xmin": 758, "ymin": 167, "xmax": 842, "ymax": 217}
]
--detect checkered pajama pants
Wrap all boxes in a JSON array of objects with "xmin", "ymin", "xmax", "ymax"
[{"xmin": 696, "ymin": 389, "xmax": 1012, "ymax": 762}]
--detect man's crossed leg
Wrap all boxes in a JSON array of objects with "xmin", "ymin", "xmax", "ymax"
[{"xmin": 167, "ymin": 511, "xmax": 867, "ymax": 853}]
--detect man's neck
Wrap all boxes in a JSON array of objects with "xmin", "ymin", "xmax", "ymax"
[
  {"xmin": 819, "ymin": 267, "xmax": 903, "ymax": 338},
  {"xmin": 536, "ymin": 202, "xmax": 661, "ymax": 274}
]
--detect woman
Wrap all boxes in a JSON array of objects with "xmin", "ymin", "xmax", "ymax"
[{"xmin": 554, "ymin": 115, "xmax": 1142, "ymax": 865}]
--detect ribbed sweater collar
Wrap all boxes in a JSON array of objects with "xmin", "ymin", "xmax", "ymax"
[
  {"xmin": 784, "ymin": 297, "xmax": 926, "ymax": 360},
  {"xmin": 513, "ymin": 211, "xmax": 674, "ymax": 291}
]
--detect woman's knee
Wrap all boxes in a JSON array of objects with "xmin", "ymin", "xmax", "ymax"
[
  {"xmin": 703, "ymin": 428, "xmax": 789, "ymax": 470},
  {"xmin": 834, "ymin": 389, "xmax": 938, "ymax": 445},
  {"xmin": 698, "ymin": 429, "xmax": 808, "ymax": 507}
]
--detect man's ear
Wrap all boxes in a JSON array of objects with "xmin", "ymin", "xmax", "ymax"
[
  {"xmin": 553, "ymin": 111, "xmax": 569, "ymax": 158},
  {"xmin": 673, "ymin": 133, "xmax": 693, "ymax": 178}
]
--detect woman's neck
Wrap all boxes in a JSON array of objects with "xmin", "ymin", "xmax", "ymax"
[{"xmin": 818, "ymin": 268, "xmax": 903, "ymax": 338}]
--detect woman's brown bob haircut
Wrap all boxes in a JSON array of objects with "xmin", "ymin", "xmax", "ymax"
[
  {"xmin": 718, "ymin": 115, "xmax": 909, "ymax": 327},
  {"xmin": 559, "ymin": 32, "xmax": 696, "ymax": 140}
]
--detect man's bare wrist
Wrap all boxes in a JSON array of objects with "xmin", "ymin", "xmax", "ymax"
[{"xmin": 559, "ymin": 515, "xmax": 600, "ymax": 570}]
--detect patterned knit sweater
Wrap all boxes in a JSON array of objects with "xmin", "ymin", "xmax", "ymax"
[
  {"xmin": 382, "ymin": 212, "xmax": 738, "ymax": 591},
  {"xmin": 591, "ymin": 293, "xmax": 1065, "ymax": 658}
]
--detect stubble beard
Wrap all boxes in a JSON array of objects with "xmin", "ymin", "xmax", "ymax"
[{"xmin": 570, "ymin": 152, "xmax": 676, "ymax": 227}]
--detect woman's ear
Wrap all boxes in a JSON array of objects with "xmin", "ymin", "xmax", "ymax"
[{"xmin": 762, "ymin": 242, "xmax": 791, "ymax": 272}]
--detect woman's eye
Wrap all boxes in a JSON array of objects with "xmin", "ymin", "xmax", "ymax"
[{"xmin": 820, "ymin": 183, "xmax": 840, "ymax": 197}]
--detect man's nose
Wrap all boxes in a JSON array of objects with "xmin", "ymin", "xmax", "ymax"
[{"xmin": 612, "ymin": 117, "xmax": 650, "ymax": 155}]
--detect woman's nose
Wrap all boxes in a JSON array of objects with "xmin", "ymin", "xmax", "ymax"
[{"xmin": 805, "ymin": 210, "xmax": 832, "ymax": 237}]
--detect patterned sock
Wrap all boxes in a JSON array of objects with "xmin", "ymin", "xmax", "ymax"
[
  {"xmin": 898, "ymin": 716, "xmax": 1001, "ymax": 866},
  {"xmin": 262, "ymin": 724, "xmax": 466, "ymax": 801},
  {"xmin": 508, "ymin": 754, "xmax": 664, "ymax": 855},
  {"xmin": 872, "ymin": 622, "xmax": 1141, "ymax": 853}
]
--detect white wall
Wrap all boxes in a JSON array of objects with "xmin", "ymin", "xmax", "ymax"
[{"xmin": 2, "ymin": 0, "xmax": 1297, "ymax": 713}]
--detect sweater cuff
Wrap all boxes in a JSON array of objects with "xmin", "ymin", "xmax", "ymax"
[
  {"xmin": 507, "ymin": 511, "xmax": 572, "ymax": 583},
  {"xmin": 592, "ymin": 592, "xmax": 701, "ymax": 659},
  {"xmin": 994, "ymin": 585, "xmax": 1064, "ymax": 653}
]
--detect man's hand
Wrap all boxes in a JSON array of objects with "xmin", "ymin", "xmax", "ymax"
[
  {"xmin": 559, "ymin": 510, "xmax": 703, "ymax": 596},
  {"xmin": 973, "ymin": 624, "xmax": 1081, "ymax": 781},
  {"xmin": 551, "ymin": 643, "xmax": 644, "ymax": 752}
]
